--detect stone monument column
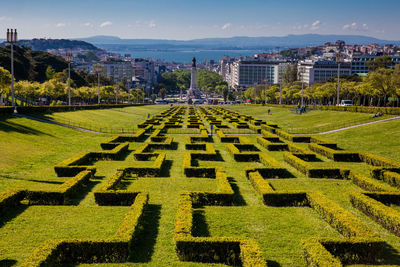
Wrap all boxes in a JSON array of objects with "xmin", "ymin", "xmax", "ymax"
[
  {"xmin": 190, "ymin": 57, "xmax": 197, "ymax": 90},
  {"xmin": 187, "ymin": 57, "xmax": 201, "ymax": 101}
]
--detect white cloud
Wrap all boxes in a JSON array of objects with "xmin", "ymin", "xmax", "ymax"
[
  {"xmin": 83, "ymin": 22, "xmax": 93, "ymax": 27},
  {"xmin": 221, "ymin": 23, "xmax": 232, "ymax": 30},
  {"xmin": 148, "ymin": 20, "xmax": 156, "ymax": 28},
  {"xmin": 310, "ymin": 20, "xmax": 321, "ymax": 30},
  {"xmin": 0, "ymin": 16, "xmax": 11, "ymax": 21},
  {"xmin": 56, "ymin": 23, "xmax": 66, "ymax": 27},
  {"xmin": 343, "ymin": 22, "xmax": 368, "ymax": 31},
  {"xmin": 100, "ymin": 21, "xmax": 112, "ymax": 28}
]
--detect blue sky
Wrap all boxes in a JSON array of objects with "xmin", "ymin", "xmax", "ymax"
[{"xmin": 1, "ymin": 0, "xmax": 399, "ymax": 40}]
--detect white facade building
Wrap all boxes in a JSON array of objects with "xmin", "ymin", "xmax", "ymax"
[
  {"xmin": 298, "ymin": 60, "xmax": 352, "ymax": 86},
  {"xmin": 99, "ymin": 60, "xmax": 133, "ymax": 83},
  {"xmin": 351, "ymin": 54, "xmax": 400, "ymax": 74},
  {"xmin": 227, "ymin": 59, "xmax": 288, "ymax": 90}
]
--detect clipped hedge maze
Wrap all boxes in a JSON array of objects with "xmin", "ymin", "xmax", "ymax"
[{"xmin": 2, "ymin": 105, "xmax": 400, "ymax": 266}]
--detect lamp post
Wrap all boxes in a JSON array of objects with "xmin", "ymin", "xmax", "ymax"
[
  {"xmin": 336, "ymin": 52, "xmax": 343, "ymax": 106},
  {"xmin": 94, "ymin": 64, "xmax": 103, "ymax": 105},
  {"xmin": 299, "ymin": 66, "xmax": 304, "ymax": 106},
  {"xmin": 115, "ymin": 84, "xmax": 118, "ymax": 104},
  {"xmin": 66, "ymin": 51, "xmax": 73, "ymax": 105},
  {"xmin": 6, "ymin": 29, "xmax": 17, "ymax": 108}
]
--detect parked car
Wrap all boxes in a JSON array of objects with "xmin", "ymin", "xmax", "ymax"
[{"xmin": 339, "ymin": 100, "xmax": 353, "ymax": 106}]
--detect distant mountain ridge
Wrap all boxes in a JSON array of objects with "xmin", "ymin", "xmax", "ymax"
[
  {"xmin": 77, "ymin": 34, "xmax": 400, "ymax": 49},
  {"xmin": 0, "ymin": 39, "xmax": 103, "ymax": 53}
]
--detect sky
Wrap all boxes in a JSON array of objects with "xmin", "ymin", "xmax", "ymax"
[{"xmin": 1, "ymin": 0, "xmax": 400, "ymax": 40}]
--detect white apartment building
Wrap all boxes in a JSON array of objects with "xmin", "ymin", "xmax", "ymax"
[
  {"xmin": 227, "ymin": 60, "xmax": 288, "ymax": 90},
  {"xmin": 351, "ymin": 54, "xmax": 400, "ymax": 74},
  {"xmin": 298, "ymin": 60, "xmax": 352, "ymax": 86},
  {"xmin": 99, "ymin": 60, "xmax": 133, "ymax": 83},
  {"xmin": 132, "ymin": 58, "xmax": 156, "ymax": 94}
]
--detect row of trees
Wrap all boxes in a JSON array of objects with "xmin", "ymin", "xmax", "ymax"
[
  {"xmin": 243, "ymin": 61, "xmax": 400, "ymax": 107},
  {"xmin": 0, "ymin": 66, "xmax": 148, "ymax": 105}
]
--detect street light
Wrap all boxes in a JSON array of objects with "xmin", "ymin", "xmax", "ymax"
[
  {"xmin": 6, "ymin": 29, "xmax": 17, "ymax": 108},
  {"xmin": 336, "ymin": 52, "xmax": 343, "ymax": 106},
  {"xmin": 66, "ymin": 51, "xmax": 73, "ymax": 106},
  {"xmin": 299, "ymin": 66, "xmax": 304, "ymax": 106},
  {"xmin": 94, "ymin": 64, "xmax": 103, "ymax": 105}
]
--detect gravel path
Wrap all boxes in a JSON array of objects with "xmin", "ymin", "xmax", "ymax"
[{"xmin": 315, "ymin": 116, "xmax": 400, "ymax": 134}]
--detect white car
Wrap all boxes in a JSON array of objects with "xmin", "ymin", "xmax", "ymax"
[{"xmin": 339, "ymin": 100, "xmax": 353, "ymax": 106}]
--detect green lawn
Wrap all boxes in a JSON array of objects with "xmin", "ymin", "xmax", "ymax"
[
  {"xmin": 226, "ymin": 104, "xmax": 391, "ymax": 133},
  {"xmin": 34, "ymin": 105, "xmax": 168, "ymax": 132},
  {"xmin": 1, "ymin": 105, "xmax": 400, "ymax": 266}
]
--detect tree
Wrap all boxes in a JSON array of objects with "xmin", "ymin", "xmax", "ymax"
[
  {"xmin": 160, "ymin": 88, "xmax": 167, "ymax": 99},
  {"xmin": 282, "ymin": 63, "xmax": 298, "ymax": 86},
  {"xmin": 366, "ymin": 68, "xmax": 396, "ymax": 106},
  {"xmin": 132, "ymin": 88, "xmax": 144, "ymax": 103},
  {"xmin": 367, "ymin": 56, "xmax": 393, "ymax": 71},
  {"xmin": 151, "ymin": 94, "xmax": 157, "ymax": 103},
  {"xmin": 0, "ymin": 67, "xmax": 11, "ymax": 103},
  {"xmin": 45, "ymin": 66, "xmax": 56, "ymax": 80}
]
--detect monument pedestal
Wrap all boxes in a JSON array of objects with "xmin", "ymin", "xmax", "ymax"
[{"xmin": 187, "ymin": 57, "xmax": 202, "ymax": 101}]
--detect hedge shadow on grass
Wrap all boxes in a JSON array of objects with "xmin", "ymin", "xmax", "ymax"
[
  {"xmin": 378, "ymin": 243, "xmax": 400, "ymax": 265},
  {"xmin": 0, "ymin": 116, "xmax": 54, "ymax": 136},
  {"xmin": 129, "ymin": 204, "xmax": 161, "ymax": 263},
  {"xmin": 0, "ymin": 175, "xmax": 64, "ymax": 185},
  {"xmin": 68, "ymin": 180, "xmax": 100, "ymax": 205},
  {"xmin": 228, "ymin": 177, "xmax": 247, "ymax": 206},
  {"xmin": 214, "ymin": 151, "xmax": 225, "ymax": 162},
  {"xmin": 0, "ymin": 204, "xmax": 28, "ymax": 228},
  {"xmin": 266, "ymin": 260, "xmax": 282, "ymax": 267},
  {"xmin": 192, "ymin": 208, "xmax": 210, "ymax": 237},
  {"xmin": 0, "ymin": 259, "xmax": 17, "ymax": 267},
  {"xmin": 159, "ymin": 160, "xmax": 173, "ymax": 177}
]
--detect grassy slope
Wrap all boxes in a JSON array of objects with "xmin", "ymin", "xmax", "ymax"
[
  {"xmin": 226, "ymin": 104, "xmax": 389, "ymax": 133},
  {"xmin": 38, "ymin": 105, "xmax": 168, "ymax": 130},
  {"xmin": 323, "ymin": 119, "xmax": 400, "ymax": 161},
  {"xmin": 1, "ymin": 106, "xmax": 400, "ymax": 266}
]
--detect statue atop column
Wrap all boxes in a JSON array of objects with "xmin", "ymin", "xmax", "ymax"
[
  {"xmin": 192, "ymin": 57, "xmax": 196, "ymax": 68},
  {"xmin": 187, "ymin": 57, "xmax": 202, "ymax": 101}
]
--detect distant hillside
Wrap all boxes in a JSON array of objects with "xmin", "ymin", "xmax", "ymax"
[
  {"xmin": 0, "ymin": 38, "xmax": 103, "ymax": 53},
  {"xmin": 78, "ymin": 34, "xmax": 400, "ymax": 49}
]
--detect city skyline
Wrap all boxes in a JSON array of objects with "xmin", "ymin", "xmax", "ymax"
[{"xmin": 1, "ymin": 0, "xmax": 400, "ymax": 41}]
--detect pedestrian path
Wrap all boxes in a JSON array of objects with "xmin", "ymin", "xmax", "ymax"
[{"xmin": 316, "ymin": 116, "xmax": 400, "ymax": 134}]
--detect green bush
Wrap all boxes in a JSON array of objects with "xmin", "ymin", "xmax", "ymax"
[
  {"xmin": 351, "ymin": 192, "xmax": 400, "ymax": 237},
  {"xmin": 0, "ymin": 106, "xmax": 14, "ymax": 114},
  {"xmin": 308, "ymin": 143, "xmax": 361, "ymax": 162},
  {"xmin": 257, "ymin": 137, "xmax": 288, "ymax": 151},
  {"xmin": 348, "ymin": 171, "xmax": 395, "ymax": 192}
]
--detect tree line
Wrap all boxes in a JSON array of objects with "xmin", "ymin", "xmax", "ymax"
[
  {"xmin": 243, "ymin": 57, "xmax": 400, "ymax": 107},
  {"xmin": 0, "ymin": 66, "xmax": 147, "ymax": 105}
]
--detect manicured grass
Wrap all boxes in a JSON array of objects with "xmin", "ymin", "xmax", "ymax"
[
  {"xmin": 226, "ymin": 104, "xmax": 390, "ymax": 133},
  {"xmin": 0, "ymin": 114, "xmax": 105, "ymax": 187},
  {"xmin": 323, "ymin": 119, "xmax": 400, "ymax": 161},
  {"xmin": 37, "ymin": 105, "xmax": 168, "ymax": 131},
  {"xmin": 1, "ymin": 105, "xmax": 400, "ymax": 266},
  {"xmin": 0, "ymin": 206, "xmax": 129, "ymax": 263}
]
